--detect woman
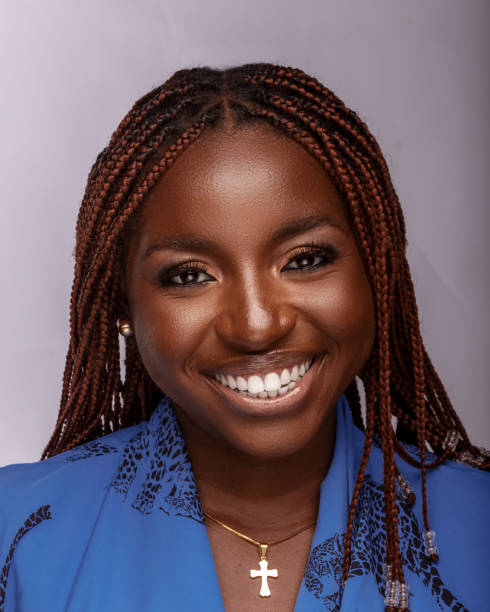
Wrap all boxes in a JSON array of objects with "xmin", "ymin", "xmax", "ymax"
[{"xmin": 0, "ymin": 64, "xmax": 488, "ymax": 612}]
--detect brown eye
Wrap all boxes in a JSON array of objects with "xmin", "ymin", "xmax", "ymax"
[
  {"xmin": 284, "ymin": 243, "xmax": 339, "ymax": 273},
  {"xmin": 172, "ymin": 270, "xmax": 210, "ymax": 285},
  {"xmin": 287, "ymin": 253, "xmax": 324, "ymax": 270},
  {"xmin": 159, "ymin": 266, "xmax": 215, "ymax": 288}
]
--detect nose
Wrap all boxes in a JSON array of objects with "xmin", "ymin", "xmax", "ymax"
[{"xmin": 214, "ymin": 274, "xmax": 297, "ymax": 351}]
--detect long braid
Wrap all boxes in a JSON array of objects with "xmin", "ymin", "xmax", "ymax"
[{"xmin": 42, "ymin": 64, "xmax": 488, "ymax": 610}]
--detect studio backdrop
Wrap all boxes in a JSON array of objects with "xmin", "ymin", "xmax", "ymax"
[{"xmin": 1, "ymin": 0, "xmax": 489, "ymax": 464}]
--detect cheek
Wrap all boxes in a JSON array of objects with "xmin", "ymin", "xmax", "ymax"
[
  {"xmin": 130, "ymin": 289, "xmax": 215, "ymax": 388},
  {"xmin": 302, "ymin": 268, "xmax": 375, "ymax": 360}
]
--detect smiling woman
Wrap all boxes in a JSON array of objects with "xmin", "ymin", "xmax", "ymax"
[
  {"xmin": 124, "ymin": 125, "xmax": 374, "ymax": 461},
  {"xmin": 0, "ymin": 64, "xmax": 488, "ymax": 612}
]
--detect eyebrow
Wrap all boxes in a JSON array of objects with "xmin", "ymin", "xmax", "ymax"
[
  {"xmin": 270, "ymin": 213, "xmax": 346, "ymax": 243},
  {"xmin": 144, "ymin": 235, "xmax": 218, "ymax": 259},
  {"xmin": 143, "ymin": 213, "xmax": 346, "ymax": 260}
]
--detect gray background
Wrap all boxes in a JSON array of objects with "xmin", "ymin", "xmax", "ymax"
[{"xmin": 1, "ymin": 0, "xmax": 489, "ymax": 465}]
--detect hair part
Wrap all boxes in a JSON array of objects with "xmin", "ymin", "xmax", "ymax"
[{"xmin": 42, "ymin": 63, "xmax": 489, "ymax": 611}]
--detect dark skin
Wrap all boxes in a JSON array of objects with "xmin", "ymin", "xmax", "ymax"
[{"xmin": 124, "ymin": 124, "xmax": 375, "ymax": 611}]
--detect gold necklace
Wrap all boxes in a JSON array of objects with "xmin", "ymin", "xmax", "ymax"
[{"xmin": 203, "ymin": 510, "xmax": 316, "ymax": 598}]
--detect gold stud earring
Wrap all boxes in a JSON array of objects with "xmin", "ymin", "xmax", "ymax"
[{"xmin": 118, "ymin": 319, "xmax": 134, "ymax": 337}]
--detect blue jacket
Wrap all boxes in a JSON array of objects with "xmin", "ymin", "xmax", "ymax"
[{"xmin": 0, "ymin": 396, "xmax": 488, "ymax": 611}]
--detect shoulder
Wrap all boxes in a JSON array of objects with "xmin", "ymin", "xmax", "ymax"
[
  {"xmin": 393, "ymin": 438, "xmax": 490, "ymax": 495},
  {"xmin": 346, "ymin": 409, "xmax": 490, "ymax": 501},
  {"xmin": 0, "ymin": 417, "xmax": 154, "ymax": 607},
  {"xmin": 0, "ymin": 396, "xmax": 188, "ymax": 528},
  {"xmin": 345, "ymin": 413, "xmax": 489, "ymax": 609},
  {"xmin": 0, "ymin": 401, "xmax": 187, "ymax": 609},
  {"xmin": 0, "ymin": 419, "xmax": 148, "ymax": 527},
  {"xmin": 345, "ymin": 403, "xmax": 490, "ymax": 552}
]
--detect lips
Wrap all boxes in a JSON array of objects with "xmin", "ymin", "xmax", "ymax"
[
  {"xmin": 202, "ymin": 351, "xmax": 319, "ymax": 378},
  {"xmin": 204, "ymin": 352, "xmax": 325, "ymax": 417}
]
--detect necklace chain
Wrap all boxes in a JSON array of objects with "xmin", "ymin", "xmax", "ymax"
[
  {"xmin": 203, "ymin": 510, "xmax": 316, "ymax": 549},
  {"xmin": 203, "ymin": 510, "xmax": 316, "ymax": 598}
]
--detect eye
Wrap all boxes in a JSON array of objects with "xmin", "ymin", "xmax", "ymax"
[
  {"xmin": 286, "ymin": 252, "xmax": 325, "ymax": 270},
  {"xmin": 284, "ymin": 242, "xmax": 339, "ymax": 273},
  {"xmin": 159, "ymin": 265, "xmax": 215, "ymax": 288}
]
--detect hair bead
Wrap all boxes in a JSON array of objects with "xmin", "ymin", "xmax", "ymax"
[
  {"xmin": 443, "ymin": 429, "xmax": 462, "ymax": 454},
  {"xmin": 396, "ymin": 472, "xmax": 416, "ymax": 506},
  {"xmin": 384, "ymin": 579, "xmax": 401, "ymax": 608},
  {"xmin": 384, "ymin": 579, "xmax": 410, "ymax": 611},
  {"xmin": 399, "ymin": 581, "xmax": 410, "ymax": 611},
  {"xmin": 423, "ymin": 530, "xmax": 439, "ymax": 562}
]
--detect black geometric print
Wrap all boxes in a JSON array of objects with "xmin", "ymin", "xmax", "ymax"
[
  {"xmin": 0, "ymin": 505, "xmax": 52, "ymax": 611},
  {"xmin": 304, "ymin": 476, "xmax": 469, "ymax": 611}
]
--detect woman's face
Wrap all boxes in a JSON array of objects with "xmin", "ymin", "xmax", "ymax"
[{"xmin": 124, "ymin": 124, "xmax": 375, "ymax": 459}]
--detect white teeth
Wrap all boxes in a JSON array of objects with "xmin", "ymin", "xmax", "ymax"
[
  {"xmin": 248, "ymin": 375, "xmax": 265, "ymax": 394},
  {"xmin": 236, "ymin": 376, "xmax": 248, "ymax": 391},
  {"xmin": 212, "ymin": 356, "xmax": 316, "ymax": 398},
  {"xmin": 264, "ymin": 372, "xmax": 281, "ymax": 392}
]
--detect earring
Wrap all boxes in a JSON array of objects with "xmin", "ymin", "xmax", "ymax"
[{"xmin": 118, "ymin": 319, "xmax": 134, "ymax": 337}]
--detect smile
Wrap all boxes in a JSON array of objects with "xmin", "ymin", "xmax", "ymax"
[
  {"xmin": 206, "ymin": 354, "xmax": 324, "ymax": 417},
  {"xmin": 212, "ymin": 358, "xmax": 313, "ymax": 399}
]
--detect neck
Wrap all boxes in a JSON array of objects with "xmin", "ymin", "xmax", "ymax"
[{"xmin": 174, "ymin": 408, "xmax": 336, "ymax": 542}]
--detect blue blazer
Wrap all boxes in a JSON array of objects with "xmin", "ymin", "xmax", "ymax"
[{"xmin": 0, "ymin": 396, "xmax": 488, "ymax": 611}]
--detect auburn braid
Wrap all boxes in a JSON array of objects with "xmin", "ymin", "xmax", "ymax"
[{"xmin": 41, "ymin": 63, "xmax": 488, "ymax": 611}]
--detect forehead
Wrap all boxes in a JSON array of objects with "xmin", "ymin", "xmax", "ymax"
[{"xmin": 139, "ymin": 124, "xmax": 349, "ymax": 240}]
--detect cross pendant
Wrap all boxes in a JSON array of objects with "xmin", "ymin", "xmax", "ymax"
[{"xmin": 249, "ymin": 544, "xmax": 278, "ymax": 597}]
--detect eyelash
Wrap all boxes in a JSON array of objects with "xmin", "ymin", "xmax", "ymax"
[
  {"xmin": 158, "ymin": 241, "xmax": 339, "ymax": 288},
  {"xmin": 287, "ymin": 241, "xmax": 339, "ymax": 272},
  {"xmin": 159, "ymin": 264, "xmax": 212, "ymax": 288}
]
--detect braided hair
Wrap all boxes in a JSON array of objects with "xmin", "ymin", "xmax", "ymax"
[{"xmin": 41, "ymin": 64, "xmax": 488, "ymax": 612}]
